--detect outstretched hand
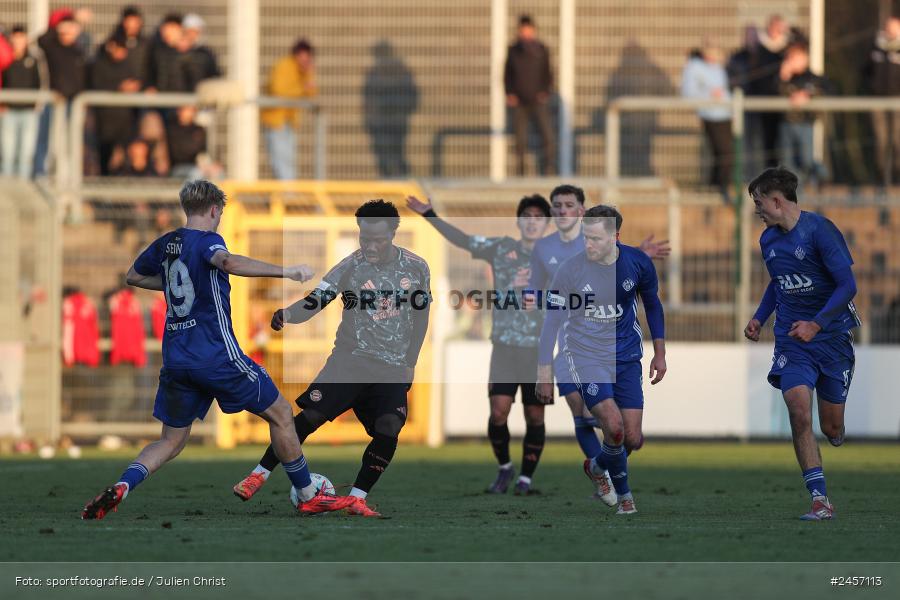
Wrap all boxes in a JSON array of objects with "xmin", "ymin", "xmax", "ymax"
[
  {"xmin": 639, "ymin": 234, "xmax": 671, "ymax": 259},
  {"xmin": 406, "ymin": 195, "xmax": 433, "ymax": 215}
]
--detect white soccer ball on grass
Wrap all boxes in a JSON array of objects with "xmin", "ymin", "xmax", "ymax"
[{"xmin": 289, "ymin": 472, "xmax": 336, "ymax": 507}]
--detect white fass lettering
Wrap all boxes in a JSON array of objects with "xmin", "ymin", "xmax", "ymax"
[
  {"xmin": 584, "ymin": 303, "xmax": 624, "ymax": 320},
  {"xmin": 776, "ymin": 273, "xmax": 813, "ymax": 291},
  {"xmin": 162, "ymin": 258, "xmax": 196, "ymax": 318}
]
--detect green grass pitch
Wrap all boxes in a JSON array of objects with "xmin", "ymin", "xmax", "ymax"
[{"xmin": 2, "ymin": 440, "xmax": 898, "ymax": 563}]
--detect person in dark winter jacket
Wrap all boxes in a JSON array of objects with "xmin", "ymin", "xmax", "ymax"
[
  {"xmin": 38, "ymin": 15, "xmax": 86, "ymax": 100},
  {"xmin": 746, "ymin": 15, "xmax": 793, "ymax": 169},
  {"xmin": 778, "ymin": 43, "xmax": 833, "ymax": 186},
  {"xmin": 867, "ymin": 16, "xmax": 900, "ymax": 185},
  {"xmin": 1, "ymin": 25, "xmax": 47, "ymax": 177},
  {"xmin": 89, "ymin": 31, "xmax": 142, "ymax": 175},
  {"xmin": 504, "ymin": 14, "xmax": 555, "ymax": 176},
  {"xmin": 146, "ymin": 13, "xmax": 190, "ymax": 93},
  {"xmin": 117, "ymin": 5, "xmax": 151, "ymax": 86},
  {"xmin": 180, "ymin": 13, "xmax": 221, "ymax": 91}
]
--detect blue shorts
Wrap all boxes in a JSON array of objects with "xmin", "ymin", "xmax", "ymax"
[
  {"xmin": 767, "ymin": 332, "xmax": 855, "ymax": 404},
  {"xmin": 575, "ymin": 360, "xmax": 644, "ymax": 410},
  {"xmin": 554, "ymin": 354, "xmax": 579, "ymax": 396},
  {"xmin": 153, "ymin": 357, "xmax": 280, "ymax": 427}
]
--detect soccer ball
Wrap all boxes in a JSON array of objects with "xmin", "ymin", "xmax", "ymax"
[{"xmin": 289, "ymin": 472, "xmax": 335, "ymax": 507}]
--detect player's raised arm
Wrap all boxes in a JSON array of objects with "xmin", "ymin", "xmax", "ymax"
[
  {"xmin": 406, "ymin": 195, "xmax": 472, "ymax": 250},
  {"xmin": 209, "ymin": 249, "xmax": 314, "ymax": 282}
]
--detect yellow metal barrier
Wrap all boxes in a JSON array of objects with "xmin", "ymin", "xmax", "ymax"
[{"xmin": 215, "ymin": 180, "xmax": 443, "ymax": 447}]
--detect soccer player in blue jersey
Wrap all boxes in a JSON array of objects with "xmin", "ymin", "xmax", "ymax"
[
  {"xmin": 529, "ymin": 185, "xmax": 669, "ymax": 505},
  {"xmin": 744, "ymin": 167, "xmax": 858, "ymax": 521},
  {"xmin": 82, "ymin": 180, "xmax": 353, "ymax": 520},
  {"xmin": 536, "ymin": 205, "xmax": 667, "ymax": 514}
]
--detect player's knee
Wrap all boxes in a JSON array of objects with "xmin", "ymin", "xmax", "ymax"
[
  {"xmin": 524, "ymin": 406, "xmax": 544, "ymax": 427},
  {"xmin": 624, "ymin": 431, "xmax": 643, "ymax": 453},
  {"xmin": 607, "ymin": 426, "xmax": 624, "ymax": 446},
  {"xmin": 820, "ymin": 420, "xmax": 841, "ymax": 439},
  {"xmin": 373, "ymin": 413, "xmax": 405, "ymax": 439},
  {"xmin": 489, "ymin": 407, "xmax": 510, "ymax": 425}
]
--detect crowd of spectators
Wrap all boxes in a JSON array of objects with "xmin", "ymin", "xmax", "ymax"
[
  {"xmin": 4, "ymin": 6, "xmax": 900, "ymax": 186},
  {"xmin": 1, "ymin": 6, "xmax": 221, "ymax": 179}
]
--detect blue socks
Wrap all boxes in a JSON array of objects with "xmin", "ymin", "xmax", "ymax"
[
  {"xmin": 594, "ymin": 443, "xmax": 630, "ymax": 496},
  {"xmin": 802, "ymin": 467, "xmax": 827, "ymax": 498},
  {"xmin": 284, "ymin": 455, "xmax": 312, "ymax": 490},
  {"xmin": 117, "ymin": 462, "xmax": 149, "ymax": 495},
  {"xmin": 574, "ymin": 416, "xmax": 603, "ymax": 459}
]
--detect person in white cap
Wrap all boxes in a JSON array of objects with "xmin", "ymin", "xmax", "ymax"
[{"xmin": 181, "ymin": 12, "xmax": 220, "ymax": 91}]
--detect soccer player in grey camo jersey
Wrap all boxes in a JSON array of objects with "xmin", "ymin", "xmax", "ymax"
[
  {"xmin": 407, "ymin": 193, "xmax": 551, "ymax": 495},
  {"xmin": 233, "ymin": 200, "xmax": 431, "ymax": 517}
]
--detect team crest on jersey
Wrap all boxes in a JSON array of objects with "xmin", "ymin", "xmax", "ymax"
[
  {"xmin": 309, "ymin": 389, "xmax": 322, "ymax": 402},
  {"xmin": 549, "ymin": 256, "xmax": 558, "ymax": 264},
  {"xmin": 622, "ymin": 278, "xmax": 635, "ymax": 291},
  {"xmin": 794, "ymin": 246, "xmax": 806, "ymax": 261},
  {"xmin": 776, "ymin": 354, "xmax": 788, "ymax": 369},
  {"xmin": 586, "ymin": 383, "xmax": 599, "ymax": 397},
  {"xmin": 400, "ymin": 277, "xmax": 411, "ymax": 290}
]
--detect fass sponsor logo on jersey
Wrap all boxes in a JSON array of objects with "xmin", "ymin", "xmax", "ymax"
[
  {"xmin": 584, "ymin": 303, "xmax": 624, "ymax": 321},
  {"xmin": 776, "ymin": 273, "xmax": 813, "ymax": 293}
]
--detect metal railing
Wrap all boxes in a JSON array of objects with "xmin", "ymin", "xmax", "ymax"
[
  {"xmin": 0, "ymin": 89, "xmax": 68, "ymax": 186},
  {"xmin": 68, "ymin": 92, "xmax": 327, "ymax": 205},
  {"xmin": 604, "ymin": 93, "xmax": 900, "ymax": 340}
]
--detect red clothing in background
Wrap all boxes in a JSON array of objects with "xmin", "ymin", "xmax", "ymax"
[
  {"xmin": 63, "ymin": 291, "xmax": 100, "ymax": 367},
  {"xmin": 109, "ymin": 288, "xmax": 146, "ymax": 367},
  {"xmin": 151, "ymin": 294, "xmax": 167, "ymax": 340}
]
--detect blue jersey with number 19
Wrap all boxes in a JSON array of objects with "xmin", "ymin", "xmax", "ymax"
[{"xmin": 133, "ymin": 228, "xmax": 245, "ymax": 369}]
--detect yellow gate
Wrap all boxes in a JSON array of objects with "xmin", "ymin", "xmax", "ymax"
[{"xmin": 215, "ymin": 181, "xmax": 443, "ymax": 447}]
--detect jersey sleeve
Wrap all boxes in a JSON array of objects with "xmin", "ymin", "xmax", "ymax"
[
  {"xmin": 467, "ymin": 235, "xmax": 504, "ymax": 262},
  {"xmin": 201, "ymin": 232, "xmax": 229, "ymax": 265},
  {"xmin": 638, "ymin": 252, "xmax": 665, "ymax": 339},
  {"xmin": 528, "ymin": 242, "xmax": 548, "ymax": 291},
  {"xmin": 814, "ymin": 219, "xmax": 854, "ymax": 274},
  {"xmin": 637, "ymin": 251, "xmax": 660, "ymax": 296},
  {"xmin": 132, "ymin": 237, "xmax": 165, "ymax": 276},
  {"xmin": 312, "ymin": 253, "xmax": 356, "ymax": 298}
]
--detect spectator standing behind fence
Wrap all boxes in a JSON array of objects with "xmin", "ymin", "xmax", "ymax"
[
  {"xmin": 778, "ymin": 43, "xmax": 832, "ymax": 187},
  {"xmin": 681, "ymin": 44, "xmax": 733, "ymax": 201},
  {"xmin": 89, "ymin": 31, "xmax": 141, "ymax": 175},
  {"xmin": 261, "ymin": 39, "xmax": 317, "ymax": 180},
  {"xmin": 505, "ymin": 15, "xmax": 555, "ymax": 176},
  {"xmin": 866, "ymin": 16, "xmax": 900, "ymax": 187},
  {"xmin": 146, "ymin": 13, "xmax": 189, "ymax": 93},
  {"xmin": 1, "ymin": 26, "xmax": 47, "ymax": 179},
  {"xmin": 34, "ymin": 13, "xmax": 87, "ymax": 177},
  {"xmin": 117, "ymin": 6, "xmax": 150, "ymax": 86},
  {"xmin": 745, "ymin": 15, "xmax": 793, "ymax": 170},
  {"xmin": 180, "ymin": 14, "xmax": 221, "ymax": 91},
  {"xmin": 167, "ymin": 105, "xmax": 222, "ymax": 180}
]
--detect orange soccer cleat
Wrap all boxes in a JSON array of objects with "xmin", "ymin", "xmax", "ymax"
[
  {"xmin": 344, "ymin": 496, "xmax": 381, "ymax": 517},
  {"xmin": 296, "ymin": 488, "xmax": 355, "ymax": 515},
  {"xmin": 81, "ymin": 483, "xmax": 127, "ymax": 520},
  {"xmin": 233, "ymin": 472, "xmax": 268, "ymax": 501}
]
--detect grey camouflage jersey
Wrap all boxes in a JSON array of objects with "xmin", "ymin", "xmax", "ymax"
[
  {"xmin": 311, "ymin": 247, "xmax": 431, "ymax": 366},
  {"xmin": 468, "ymin": 235, "xmax": 541, "ymax": 348}
]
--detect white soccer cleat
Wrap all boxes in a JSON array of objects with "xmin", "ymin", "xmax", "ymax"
[
  {"xmin": 616, "ymin": 494, "xmax": 637, "ymax": 515},
  {"xmin": 583, "ymin": 459, "xmax": 617, "ymax": 506}
]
